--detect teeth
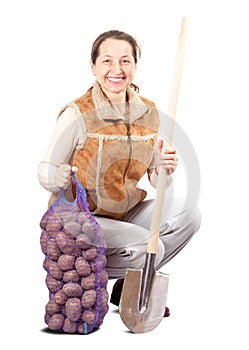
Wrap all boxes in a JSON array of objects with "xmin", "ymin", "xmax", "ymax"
[{"xmin": 108, "ymin": 77, "xmax": 123, "ymax": 82}]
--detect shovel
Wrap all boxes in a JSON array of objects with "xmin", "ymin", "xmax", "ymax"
[{"xmin": 119, "ymin": 17, "xmax": 189, "ymax": 333}]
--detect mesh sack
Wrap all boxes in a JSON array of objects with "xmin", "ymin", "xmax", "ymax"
[{"xmin": 40, "ymin": 173, "xmax": 109, "ymax": 334}]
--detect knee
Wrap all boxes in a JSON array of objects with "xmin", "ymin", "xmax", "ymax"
[
  {"xmin": 122, "ymin": 239, "xmax": 165, "ymax": 270},
  {"xmin": 106, "ymin": 239, "xmax": 165, "ymax": 272},
  {"xmin": 124, "ymin": 240, "xmax": 165, "ymax": 268},
  {"xmin": 176, "ymin": 205, "xmax": 201, "ymax": 239},
  {"xmin": 168, "ymin": 205, "xmax": 202, "ymax": 236}
]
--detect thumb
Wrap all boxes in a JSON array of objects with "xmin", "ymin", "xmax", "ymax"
[
  {"xmin": 157, "ymin": 139, "xmax": 164, "ymax": 154},
  {"xmin": 71, "ymin": 166, "xmax": 78, "ymax": 174}
]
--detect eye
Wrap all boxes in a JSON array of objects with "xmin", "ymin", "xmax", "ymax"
[
  {"xmin": 122, "ymin": 59, "xmax": 130, "ymax": 64},
  {"xmin": 103, "ymin": 59, "xmax": 111, "ymax": 64}
]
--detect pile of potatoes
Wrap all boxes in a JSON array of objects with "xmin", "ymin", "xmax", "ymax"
[{"xmin": 40, "ymin": 202, "xmax": 109, "ymax": 334}]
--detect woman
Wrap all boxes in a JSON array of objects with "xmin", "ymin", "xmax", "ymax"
[{"xmin": 38, "ymin": 30, "xmax": 201, "ymax": 317}]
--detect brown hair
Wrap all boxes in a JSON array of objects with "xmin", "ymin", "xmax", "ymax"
[{"xmin": 91, "ymin": 30, "xmax": 141, "ymax": 92}]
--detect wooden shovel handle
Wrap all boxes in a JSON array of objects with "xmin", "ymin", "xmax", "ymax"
[{"xmin": 147, "ymin": 17, "xmax": 189, "ymax": 254}]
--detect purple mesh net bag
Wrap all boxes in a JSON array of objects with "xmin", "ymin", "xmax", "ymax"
[{"xmin": 40, "ymin": 173, "xmax": 109, "ymax": 334}]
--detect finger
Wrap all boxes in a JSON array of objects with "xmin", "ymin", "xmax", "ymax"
[
  {"xmin": 161, "ymin": 154, "xmax": 178, "ymax": 162},
  {"xmin": 163, "ymin": 147, "xmax": 176, "ymax": 155},
  {"xmin": 61, "ymin": 170, "xmax": 71, "ymax": 181},
  {"xmin": 159, "ymin": 160, "xmax": 177, "ymax": 168},
  {"xmin": 60, "ymin": 164, "xmax": 71, "ymax": 172},
  {"xmin": 70, "ymin": 166, "xmax": 78, "ymax": 185},
  {"xmin": 56, "ymin": 178, "xmax": 70, "ymax": 189},
  {"xmin": 157, "ymin": 139, "xmax": 164, "ymax": 153},
  {"xmin": 71, "ymin": 166, "xmax": 78, "ymax": 174}
]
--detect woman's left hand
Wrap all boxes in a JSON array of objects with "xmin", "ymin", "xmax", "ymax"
[{"xmin": 156, "ymin": 139, "xmax": 178, "ymax": 175}]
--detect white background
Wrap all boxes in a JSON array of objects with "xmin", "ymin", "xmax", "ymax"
[{"xmin": 1, "ymin": 0, "xmax": 248, "ymax": 349}]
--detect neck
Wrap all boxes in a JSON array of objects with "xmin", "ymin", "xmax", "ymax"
[{"xmin": 101, "ymin": 88, "xmax": 127, "ymax": 105}]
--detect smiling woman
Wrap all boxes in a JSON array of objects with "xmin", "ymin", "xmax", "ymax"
[
  {"xmin": 90, "ymin": 38, "xmax": 136, "ymax": 102},
  {"xmin": 38, "ymin": 29, "xmax": 201, "ymax": 321},
  {"xmin": 90, "ymin": 30, "xmax": 141, "ymax": 95}
]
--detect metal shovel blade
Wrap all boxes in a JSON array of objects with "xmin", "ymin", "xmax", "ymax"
[{"xmin": 119, "ymin": 268, "xmax": 169, "ymax": 333}]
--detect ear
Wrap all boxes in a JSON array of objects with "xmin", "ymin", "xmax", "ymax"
[{"xmin": 90, "ymin": 60, "xmax": 96, "ymax": 76}]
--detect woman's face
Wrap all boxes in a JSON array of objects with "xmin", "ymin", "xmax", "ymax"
[{"xmin": 91, "ymin": 39, "xmax": 137, "ymax": 99}]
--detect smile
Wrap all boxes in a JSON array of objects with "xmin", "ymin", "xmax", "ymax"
[{"xmin": 107, "ymin": 77, "xmax": 125, "ymax": 83}]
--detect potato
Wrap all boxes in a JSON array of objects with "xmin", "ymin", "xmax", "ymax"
[
  {"xmin": 82, "ymin": 246, "xmax": 97, "ymax": 261},
  {"xmin": 99, "ymin": 287, "xmax": 109, "ymax": 308},
  {"xmin": 58, "ymin": 254, "xmax": 75, "ymax": 271},
  {"xmin": 81, "ymin": 309, "xmax": 95, "ymax": 325},
  {"xmin": 82, "ymin": 222, "xmax": 96, "ymax": 237},
  {"xmin": 65, "ymin": 297, "xmax": 82, "ymax": 322},
  {"xmin": 63, "ymin": 318, "xmax": 78, "ymax": 333},
  {"xmin": 46, "ymin": 214, "xmax": 63, "ymax": 232},
  {"xmin": 77, "ymin": 321, "xmax": 85, "ymax": 334},
  {"xmin": 100, "ymin": 269, "xmax": 108, "ymax": 287},
  {"xmin": 56, "ymin": 202, "xmax": 75, "ymax": 212},
  {"xmin": 46, "ymin": 239, "xmax": 61, "ymax": 261},
  {"xmin": 81, "ymin": 290, "xmax": 96, "ymax": 308},
  {"xmin": 77, "ymin": 212, "xmax": 90, "ymax": 225},
  {"xmin": 45, "ymin": 299, "xmax": 62, "ymax": 315},
  {"xmin": 44, "ymin": 312, "xmax": 51, "ymax": 325},
  {"xmin": 40, "ymin": 231, "xmax": 49, "ymax": 255},
  {"xmin": 90, "ymin": 254, "xmax": 107, "ymax": 272},
  {"xmin": 63, "ymin": 282, "xmax": 83, "ymax": 297},
  {"xmin": 48, "ymin": 313, "xmax": 65, "ymax": 330},
  {"xmin": 63, "ymin": 269, "xmax": 79, "ymax": 283},
  {"xmin": 47, "ymin": 259, "xmax": 63, "ymax": 280},
  {"xmin": 97, "ymin": 229, "xmax": 107, "ymax": 248},
  {"xmin": 76, "ymin": 234, "xmax": 92, "ymax": 250},
  {"xmin": 61, "ymin": 211, "xmax": 78, "ymax": 225},
  {"xmin": 46, "ymin": 230, "xmax": 58, "ymax": 239},
  {"xmin": 54, "ymin": 290, "xmax": 68, "ymax": 305},
  {"xmin": 46, "ymin": 274, "xmax": 63, "ymax": 293},
  {"xmin": 75, "ymin": 257, "xmax": 91, "ymax": 276},
  {"xmin": 55, "ymin": 231, "xmax": 76, "ymax": 255},
  {"xmin": 81, "ymin": 273, "xmax": 96, "ymax": 290},
  {"xmin": 99, "ymin": 254, "xmax": 107, "ymax": 269},
  {"xmin": 95, "ymin": 317, "xmax": 104, "ymax": 327},
  {"xmin": 40, "ymin": 211, "xmax": 49, "ymax": 230},
  {"xmin": 43, "ymin": 257, "xmax": 49, "ymax": 271},
  {"xmin": 64, "ymin": 221, "xmax": 82, "ymax": 237},
  {"xmin": 101, "ymin": 304, "xmax": 109, "ymax": 316}
]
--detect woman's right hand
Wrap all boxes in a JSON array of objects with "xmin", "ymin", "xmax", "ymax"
[{"xmin": 54, "ymin": 164, "xmax": 78, "ymax": 189}]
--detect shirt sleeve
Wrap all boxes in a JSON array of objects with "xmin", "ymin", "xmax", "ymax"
[{"xmin": 38, "ymin": 105, "xmax": 86, "ymax": 192}]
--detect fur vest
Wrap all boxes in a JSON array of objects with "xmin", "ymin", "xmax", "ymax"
[{"xmin": 65, "ymin": 83, "xmax": 158, "ymax": 219}]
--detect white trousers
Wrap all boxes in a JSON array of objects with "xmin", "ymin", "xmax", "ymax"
[{"xmin": 95, "ymin": 188, "xmax": 201, "ymax": 279}]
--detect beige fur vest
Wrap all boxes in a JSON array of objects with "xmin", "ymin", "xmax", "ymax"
[{"xmin": 64, "ymin": 84, "xmax": 159, "ymax": 219}]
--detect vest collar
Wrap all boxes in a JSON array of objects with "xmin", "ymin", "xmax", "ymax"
[{"xmin": 91, "ymin": 81, "xmax": 149, "ymax": 123}]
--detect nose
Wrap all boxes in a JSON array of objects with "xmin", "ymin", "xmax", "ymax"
[{"xmin": 112, "ymin": 61, "xmax": 123, "ymax": 75}]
